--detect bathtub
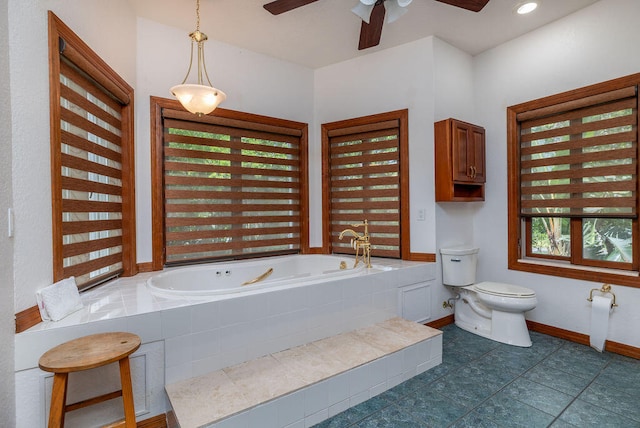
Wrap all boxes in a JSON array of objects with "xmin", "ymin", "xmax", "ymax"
[{"xmin": 147, "ymin": 254, "xmax": 389, "ymax": 296}]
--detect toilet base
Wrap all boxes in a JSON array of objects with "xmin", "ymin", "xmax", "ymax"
[{"xmin": 453, "ymin": 289, "xmax": 533, "ymax": 347}]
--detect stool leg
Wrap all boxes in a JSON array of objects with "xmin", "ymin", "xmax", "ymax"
[
  {"xmin": 118, "ymin": 357, "xmax": 136, "ymax": 428},
  {"xmin": 48, "ymin": 372, "xmax": 68, "ymax": 428}
]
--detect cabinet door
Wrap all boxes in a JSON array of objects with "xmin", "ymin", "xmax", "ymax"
[
  {"xmin": 451, "ymin": 121, "xmax": 472, "ymax": 182},
  {"xmin": 452, "ymin": 121, "xmax": 485, "ymax": 183},
  {"xmin": 469, "ymin": 125, "xmax": 485, "ymax": 183}
]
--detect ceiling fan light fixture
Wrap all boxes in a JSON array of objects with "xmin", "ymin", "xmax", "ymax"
[
  {"xmin": 352, "ymin": 0, "xmax": 413, "ymax": 25},
  {"xmin": 516, "ymin": 1, "xmax": 538, "ymax": 15},
  {"xmin": 385, "ymin": 1, "xmax": 410, "ymax": 24},
  {"xmin": 352, "ymin": 2, "xmax": 375, "ymax": 23}
]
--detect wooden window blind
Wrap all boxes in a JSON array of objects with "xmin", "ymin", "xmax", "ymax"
[
  {"xmin": 519, "ymin": 86, "xmax": 638, "ymax": 219},
  {"xmin": 49, "ymin": 13, "xmax": 135, "ymax": 290},
  {"xmin": 327, "ymin": 120, "xmax": 401, "ymax": 258},
  {"xmin": 161, "ymin": 108, "xmax": 304, "ymax": 264}
]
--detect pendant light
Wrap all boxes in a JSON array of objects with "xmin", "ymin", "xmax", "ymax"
[{"xmin": 171, "ymin": 0, "xmax": 226, "ymax": 116}]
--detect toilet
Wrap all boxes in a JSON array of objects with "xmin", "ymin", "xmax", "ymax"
[{"xmin": 440, "ymin": 247, "xmax": 537, "ymax": 347}]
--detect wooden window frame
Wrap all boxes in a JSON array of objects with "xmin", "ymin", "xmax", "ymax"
[
  {"xmin": 507, "ymin": 73, "xmax": 640, "ymax": 288},
  {"xmin": 150, "ymin": 97, "xmax": 309, "ymax": 270},
  {"xmin": 321, "ymin": 109, "xmax": 410, "ymax": 259},
  {"xmin": 49, "ymin": 12, "xmax": 136, "ymax": 289}
]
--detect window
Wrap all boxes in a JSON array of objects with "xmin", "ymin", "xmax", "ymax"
[
  {"xmin": 151, "ymin": 98, "xmax": 308, "ymax": 268},
  {"xmin": 322, "ymin": 110, "xmax": 409, "ymax": 259},
  {"xmin": 507, "ymin": 74, "xmax": 640, "ymax": 286},
  {"xmin": 49, "ymin": 13, "xmax": 136, "ymax": 289}
]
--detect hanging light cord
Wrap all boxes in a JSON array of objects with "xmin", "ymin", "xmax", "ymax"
[{"xmin": 179, "ymin": 0, "xmax": 214, "ymax": 88}]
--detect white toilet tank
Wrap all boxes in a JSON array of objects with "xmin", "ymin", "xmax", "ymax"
[{"xmin": 440, "ymin": 247, "xmax": 479, "ymax": 286}]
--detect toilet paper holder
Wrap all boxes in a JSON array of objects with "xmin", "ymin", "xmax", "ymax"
[{"xmin": 587, "ymin": 284, "xmax": 618, "ymax": 307}]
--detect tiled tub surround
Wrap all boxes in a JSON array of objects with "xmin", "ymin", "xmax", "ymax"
[
  {"xmin": 14, "ymin": 257, "xmax": 435, "ymax": 427},
  {"xmin": 166, "ymin": 318, "xmax": 443, "ymax": 428}
]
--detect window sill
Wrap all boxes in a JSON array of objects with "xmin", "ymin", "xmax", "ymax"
[{"xmin": 510, "ymin": 258, "xmax": 640, "ymax": 288}]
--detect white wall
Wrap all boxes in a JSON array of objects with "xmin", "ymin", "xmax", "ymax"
[
  {"xmin": 134, "ymin": 17, "xmax": 315, "ymax": 262},
  {"xmin": 472, "ymin": 0, "xmax": 640, "ymax": 346},
  {"xmin": 313, "ymin": 37, "xmax": 436, "ymax": 251},
  {"xmin": 431, "ymin": 37, "xmax": 482, "ymax": 313},
  {"xmin": 1, "ymin": 0, "xmax": 16, "ymax": 423}
]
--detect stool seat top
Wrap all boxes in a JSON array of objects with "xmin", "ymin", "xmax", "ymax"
[{"xmin": 39, "ymin": 332, "xmax": 141, "ymax": 373}]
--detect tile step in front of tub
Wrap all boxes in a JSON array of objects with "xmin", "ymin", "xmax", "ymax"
[{"xmin": 165, "ymin": 317, "xmax": 443, "ymax": 428}]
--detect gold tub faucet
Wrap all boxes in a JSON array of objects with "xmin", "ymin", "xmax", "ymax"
[{"xmin": 338, "ymin": 219, "xmax": 372, "ymax": 268}]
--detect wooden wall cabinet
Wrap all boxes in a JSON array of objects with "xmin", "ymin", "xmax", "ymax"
[{"xmin": 435, "ymin": 118, "xmax": 486, "ymax": 201}]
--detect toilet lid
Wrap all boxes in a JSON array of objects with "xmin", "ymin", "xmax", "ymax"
[{"xmin": 474, "ymin": 281, "xmax": 536, "ymax": 297}]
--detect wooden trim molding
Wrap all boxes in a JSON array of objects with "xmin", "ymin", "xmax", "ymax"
[
  {"xmin": 150, "ymin": 97, "xmax": 309, "ymax": 269},
  {"xmin": 136, "ymin": 414, "xmax": 167, "ymax": 428},
  {"xmin": 49, "ymin": 12, "xmax": 137, "ymax": 283},
  {"xmin": 321, "ymin": 109, "xmax": 410, "ymax": 259},
  {"xmin": 15, "ymin": 305, "xmax": 43, "ymax": 333},
  {"xmin": 137, "ymin": 262, "xmax": 154, "ymax": 273},
  {"xmin": 307, "ymin": 247, "xmax": 327, "ymax": 254},
  {"xmin": 425, "ymin": 314, "xmax": 454, "ymax": 329},
  {"xmin": 507, "ymin": 72, "xmax": 640, "ymax": 289},
  {"xmin": 408, "ymin": 252, "xmax": 436, "ymax": 262},
  {"xmin": 527, "ymin": 320, "xmax": 640, "ymax": 359}
]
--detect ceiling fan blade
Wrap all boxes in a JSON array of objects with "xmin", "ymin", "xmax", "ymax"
[
  {"xmin": 263, "ymin": 0, "xmax": 319, "ymax": 15},
  {"xmin": 358, "ymin": 2, "xmax": 385, "ymax": 50},
  {"xmin": 435, "ymin": 0, "xmax": 489, "ymax": 12}
]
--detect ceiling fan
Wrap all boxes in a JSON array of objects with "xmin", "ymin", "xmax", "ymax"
[{"xmin": 263, "ymin": 0, "xmax": 490, "ymax": 50}]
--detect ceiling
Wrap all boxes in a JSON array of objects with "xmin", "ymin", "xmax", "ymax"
[{"xmin": 131, "ymin": 0, "xmax": 600, "ymax": 69}]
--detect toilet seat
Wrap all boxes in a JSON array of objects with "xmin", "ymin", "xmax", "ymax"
[{"xmin": 473, "ymin": 281, "xmax": 535, "ymax": 298}]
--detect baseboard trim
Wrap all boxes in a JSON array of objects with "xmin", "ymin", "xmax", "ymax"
[
  {"xmin": 137, "ymin": 414, "xmax": 167, "ymax": 428},
  {"xmin": 526, "ymin": 320, "xmax": 640, "ymax": 359},
  {"xmin": 425, "ymin": 314, "xmax": 454, "ymax": 329},
  {"xmin": 15, "ymin": 305, "xmax": 42, "ymax": 333},
  {"xmin": 408, "ymin": 252, "xmax": 436, "ymax": 262}
]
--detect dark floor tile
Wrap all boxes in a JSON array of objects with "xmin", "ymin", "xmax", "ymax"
[
  {"xmin": 480, "ymin": 347, "xmax": 544, "ymax": 373},
  {"xmin": 501, "ymin": 377, "xmax": 574, "ymax": 416},
  {"xmin": 396, "ymin": 389, "xmax": 468, "ymax": 427},
  {"xmin": 474, "ymin": 393, "xmax": 555, "ymax": 428},
  {"xmin": 593, "ymin": 358, "xmax": 640, "ymax": 394},
  {"xmin": 538, "ymin": 353, "xmax": 606, "ymax": 381},
  {"xmin": 558, "ymin": 399, "xmax": 640, "ymax": 427},
  {"xmin": 431, "ymin": 370, "xmax": 503, "ymax": 409},
  {"xmin": 549, "ymin": 419, "xmax": 579, "ymax": 427},
  {"xmin": 461, "ymin": 360, "xmax": 520, "ymax": 388},
  {"xmin": 355, "ymin": 404, "xmax": 427, "ymax": 428},
  {"xmin": 382, "ymin": 376, "xmax": 427, "ymax": 400},
  {"xmin": 448, "ymin": 410, "xmax": 501, "ymax": 428},
  {"xmin": 579, "ymin": 381, "xmax": 640, "ymax": 422},
  {"xmin": 412, "ymin": 361, "xmax": 452, "ymax": 385},
  {"xmin": 315, "ymin": 394, "xmax": 392, "ymax": 428},
  {"xmin": 524, "ymin": 364, "xmax": 592, "ymax": 396}
]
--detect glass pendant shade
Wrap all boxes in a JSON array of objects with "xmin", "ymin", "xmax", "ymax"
[
  {"xmin": 172, "ymin": 0, "xmax": 225, "ymax": 116},
  {"xmin": 171, "ymin": 83, "xmax": 226, "ymax": 116}
]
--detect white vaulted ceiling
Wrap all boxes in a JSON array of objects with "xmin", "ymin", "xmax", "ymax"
[{"xmin": 130, "ymin": 0, "xmax": 600, "ymax": 69}]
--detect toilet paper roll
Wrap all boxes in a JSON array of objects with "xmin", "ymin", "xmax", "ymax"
[{"xmin": 589, "ymin": 295, "xmax": 613, "ymax": 353}]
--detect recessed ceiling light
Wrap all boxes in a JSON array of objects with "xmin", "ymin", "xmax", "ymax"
[{"xmin": 516, "ymin": 1, "xmax": 539, "ymax": 15}]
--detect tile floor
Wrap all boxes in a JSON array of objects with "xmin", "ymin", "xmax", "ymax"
[{"xmin": 315, "ymin": 324, "xmax": 640, "ymax": 427}]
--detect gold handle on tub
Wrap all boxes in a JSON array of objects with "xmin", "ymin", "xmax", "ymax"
[{"xmin": 241, "ymin": 268, "xmax": 274, "ymax": 286}]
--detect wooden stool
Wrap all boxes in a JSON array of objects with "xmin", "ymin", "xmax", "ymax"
[{"xmin": 38, "ymin": 332, "xmax": 141, "ymax": 428}]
